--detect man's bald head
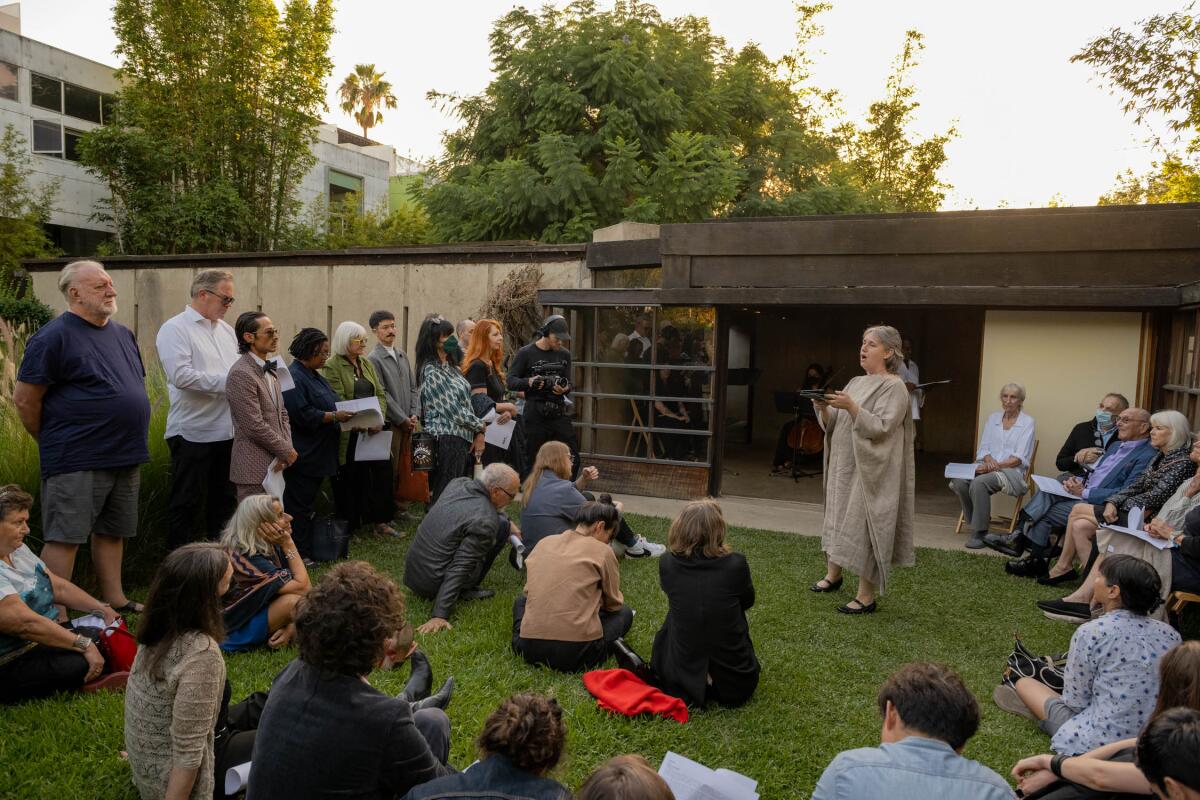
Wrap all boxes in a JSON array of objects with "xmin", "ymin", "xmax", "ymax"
[{"xmin": 1117, "ymin": 407, "xmax": 1151, "ymax": 441}]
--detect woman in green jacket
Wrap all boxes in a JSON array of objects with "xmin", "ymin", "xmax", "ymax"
[{"xmin": 321, "ymin": 321, "xmax": 398, "ymax": 538}]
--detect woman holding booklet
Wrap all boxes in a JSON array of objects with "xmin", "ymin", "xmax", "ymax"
[{"xmin": 322, "ymin": 320, "xmax": 397, "ymax": 537}]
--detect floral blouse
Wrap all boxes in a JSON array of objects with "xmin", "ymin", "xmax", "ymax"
[{"xmin": 1107, "ymin": 445, "xmax": 1197, "ymax": 515}]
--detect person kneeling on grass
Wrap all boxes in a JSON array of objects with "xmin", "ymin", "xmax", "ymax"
[
  {"xmin": 220, "ymin": 494, "xmax": 310, "ymax": 652},
  {"xmin": 812, "ymin": 662, "xmax": 1013, "ymax": 800},
  {"xmin": 1009, "ymin": 640, "xmax": 1200, "ymax": 799},
  {"xmin": 403, "ymin": 692, "xmax": 570, "ymax": 800},
  {"xmin": 576, "ymin": 755, "xmax": 675, "ymax": 800},
  {"xmin": 1137, "ymin": 707, "xmax": 1200, "ymax": 800},
  {"xmin": 512, "ymin": 500, "xmax": 634, "ymax": 673},
  {"xmin": 248, "ymin": 561, "xmax": 453, "ymax": 800},
  {"xmin": 993, "ymin": 555, "xmax": 1180, "ymax": 756}
]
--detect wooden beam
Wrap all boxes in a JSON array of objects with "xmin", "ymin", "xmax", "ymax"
[
  {"xmin": 585, "ymin": 239, "xmax": 662, "ymax": 269},
  {"xmin": 538, "ymin": 288, "xmax": 661, "ymax": 306},
  {"xmin": 653, "ymin": 286, "xmax": 1182, "ymax": 308},
  {"xmin": 690, "ymin": 251, "xmax": 1200, "ymax": 289},
  {"xmin": 662, "ymin": 254, "xmax": 691, "ymax": 289},
  {"xmin": 661, "ymin": 206, "xmax": 1200, "ymax": 257}
]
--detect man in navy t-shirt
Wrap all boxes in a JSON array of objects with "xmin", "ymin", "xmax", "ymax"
[{"xmin": 13, "ymin": 260, "xmax": 151, "ymax": 614}]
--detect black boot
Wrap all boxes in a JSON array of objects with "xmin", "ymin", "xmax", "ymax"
[
  {"xmin": 984, "ymin": 531, "xmax": 1028, "ymax": 558},
  {"xmin": 410, "ymin": 676, "xmax": 455, "ymax": 712},
  {"xmin": 1005, "ymin": 556, "xmax": 1048, "ymax": 579},
  {"xmin": 400, "ymin": 649, "xmax": 432, "ymax": 703},
  {"xmin": 612, "ymin": 638, "xmax": 655, "ymax": 684}
]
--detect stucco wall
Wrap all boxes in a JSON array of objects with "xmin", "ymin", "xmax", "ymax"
[
  {"xmin": 30, "ymin": 259, "xmax": 589, "ymax": 361},
  {"xmin": 976, "ymin": 309, "xmax": 1146, "ymax": 485}
]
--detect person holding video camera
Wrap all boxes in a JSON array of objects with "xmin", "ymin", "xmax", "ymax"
[{"xmin": 508, "ymin": 316, "xmax": 580, "ymax": 479}]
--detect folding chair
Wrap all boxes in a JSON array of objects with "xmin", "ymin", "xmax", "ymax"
[
  {"xmin": 955, "ymin": 440, "xmax": 1040, "ymax": 535},
  {"xmin": 623, "ymin": 399, "xmax": 652, "ymax": 457}
]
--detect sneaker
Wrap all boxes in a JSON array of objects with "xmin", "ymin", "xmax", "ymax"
[
  {"xmin": 965, "ymin": 532, "xmax": 988, "ymax": 550},
  {"xmin": 992, "ymin": 684, "xmax": 1036, "ymax": 720},
  {"xmin": 1036, "ymin": 598, "xmax": 1090, "ymax": 623},
  {"xmin": 624, "ymin": 536, "xmax": 665, "ymax": 558}
]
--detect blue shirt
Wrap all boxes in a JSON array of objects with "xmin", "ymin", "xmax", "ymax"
[
  {"xmin": 0, "ymin": 545, "xmax": 59, "ymax": 659},
  {"xmin": 17, "ymin": 312, "xmax": 150, "ymax": 478},
  {"xmin": 1083, "ymin": 439, "xmax": 1146, "ymax": 500},
  {"xmin": 812, "ymin": 736, "xmax": 1014, "ymax": 800}
]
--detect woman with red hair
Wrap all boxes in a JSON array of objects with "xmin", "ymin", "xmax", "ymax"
[{"xmin": 461, "ymin": 318, "xmax": 527, "ymax": 476}]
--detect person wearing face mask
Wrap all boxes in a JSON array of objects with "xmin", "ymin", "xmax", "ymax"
[
  {"xmin": 507, "ymin": 316, "xmax": 580, "ymax": 479},
  {"xmin": 1055, "ymin": 394, "xmax": 1130, "ymax": 480},
  {"xmin": 416, "ymin": 316, "xmax": 486, "ymax": 505}
]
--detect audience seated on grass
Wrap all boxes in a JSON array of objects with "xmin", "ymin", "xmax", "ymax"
[
  {"xmin": 220, "ymin": 494, "xmax": 310, "ymax": 652},
  {"xmin": 404, "ymin": 464, "xmax": 521, "ymax": 634},
  {"xmin": 1136, "ymin": 707, "xmax": 1200, "ymax": 800},
  {"xmin": 512, "ymin": 500, "xmax": 634, "ymax": 673},
  {"xmin": 996, "ymin": 407, "xmax": 1153, "ymax": 578},
  {"xmin": 651, "ymin": 499, "xmax": 759, "ymax": 708},
  {"xmin": 125, "ymin": 543, "xmax": 254, "ymax": 800},
  {"xmin": 1038, "ymin": 411, "xmax": 1195, "ymax": 599},
  {"xmin": 1009, "ymin": 640, "xmax": 1200, "ymax": 799},
  {"xmin": 812, "ymin": 662, "xmax": 1013, "ymax": 800},
  {"xmin": 994, "ymin": 555, "xmax": 1180, "ymax": 756},
  {"xmin": 402, "ymin": 692, "xmax": 570, "ymax": 800},
  {"xmin": 519, "ymin": 441, "xmax": 663, "ymax": 557},
  {"xmin": 0, "ymin": 484, "xmax": 127, "ymax": 704},
  {"xmin": 248, "ymin": 561, "xmax": 453, "ymax": 800},
  {"xmin": 576, "ymin": 755, "xmax": 675, "ymax": 800}
]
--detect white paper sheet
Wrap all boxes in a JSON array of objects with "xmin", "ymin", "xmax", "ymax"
[
  {"xmin": 658, "ymin": 751, "xmax": 758, "ymax": 800},
  {"xmin": 1031, "ymin": 474, "xmax": 1079, "ymax": 499},
  {"xmin": 262, "ymin": 458, "xmax": 286, "ymax": 501},
  {"xmin": 354, "ymin": 430, "xmax": 392, "ymax": 462},
  {"xmin": 224, "ymin": 762, "xmax": 252, "ymax": 795},
  {"xmin": 944, "ymin": 462, "xmax": 977, "ymax": 480},
  {"xmin": 269, "ymin": 357, "xmax": 295, "ymax": 392},
  {"xmin": 484, "ymin": 413, "xmax": 515, "ymax": 450},
  {"xmin": 336, "ymin": 397, "xmax": 384, "ymax": 431},
  {"xmin": 1101, "ymin": 507, "xmax": 1173, "ymax": 550}
]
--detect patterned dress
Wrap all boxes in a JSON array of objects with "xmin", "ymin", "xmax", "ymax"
[{"xmin": 420, "ymin": 360, "xmax": 485, "ymax": 504}]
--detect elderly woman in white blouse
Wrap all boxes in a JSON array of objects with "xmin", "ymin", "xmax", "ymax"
[{"xmin": 951, "ymin": 383, "xmax": 1036, "ymax": 550}]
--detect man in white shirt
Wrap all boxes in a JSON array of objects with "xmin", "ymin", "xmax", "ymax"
[
  {"xmin": 627, "ymin": 314, "xmax": 652, "ymax": 360},
  {"xmin": 155, "ymin": 270, "xmax": 240, "ymax": 549},
  {"xmin": 899, "ymin": 337, "xmax": 922, "ymax": 449}
]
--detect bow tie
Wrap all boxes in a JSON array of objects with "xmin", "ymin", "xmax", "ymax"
[{"xmin": 262, "ymin": 360, "xmax": 277, "ymax": 375}]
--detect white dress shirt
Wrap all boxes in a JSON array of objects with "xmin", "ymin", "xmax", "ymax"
[
  {"xmin": 976, "ymin": 410, "xmax": 1036, "ymax": 469},
  {"xmin": 898, "ymin": 359, "xmax": 921, "ymax": 421},
  {"xmin": 156, "ymin": 305, "xmax": 240, "ymax": 442}
]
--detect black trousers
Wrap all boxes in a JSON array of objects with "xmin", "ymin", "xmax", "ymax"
[
  {"xmin": 166, "ymin": 437, "xmax": 236, "ymax": 550},
  {"xmin": 282, "ymin": 468, "xmax": 325, "ymax": 560},
  {"xmin": 523, "ymin": 410, "xmax": 580, "ymax": 480},
  {"xmin": 332, "ymin": 432, "xmax": 396, "ymax": 533},
  {"xmin": 511, "ymin": 595, "xmax": 634, "ymax": 672},
  {"xmin": 429, "ymin": 435, "xmax": 474, "ymax": 507},
  {"xmin": 214, "ymin": 689, "xmax": 266, "ymax": 799},
  {"xmin": 0, "ymin": 644, "xmax": 89, "ymax": 704}
]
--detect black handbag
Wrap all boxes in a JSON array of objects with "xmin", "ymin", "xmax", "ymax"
[
  {"xmin": 310, "ymin": 517, "xmax": 350, "ymax": 562},
  {"xmin": 411, "ymin": 429, "xmax": 436, "ymax": 473}
]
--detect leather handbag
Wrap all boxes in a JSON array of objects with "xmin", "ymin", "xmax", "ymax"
[
  {"xmin": 310, "ymin": 517, "xmax": 350, "ymax": 562},
  {"xmin": 97, "ymin": 618, "xmax": 137, "ymax": 673}
]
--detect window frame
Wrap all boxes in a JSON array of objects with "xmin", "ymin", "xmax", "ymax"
[
  {"xmin": 31, "ymin": 119, "xmax": 64, "ymax": 158},
  {"xmin": 0, "ymin": 60, "xmax": 18, "ymax": 103}
]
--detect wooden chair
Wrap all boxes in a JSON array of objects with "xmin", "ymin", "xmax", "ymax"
[
  {"xmin": 623, "ymin": 399, "xmax": 652, "ymax": 457},
  {"xmin": 1167, "ymin": 590, "xmax": 1200, "ymax": 630},
  {"xmin": 955, "ymin": 440, "xmax": 1040, "ymax": 536}
]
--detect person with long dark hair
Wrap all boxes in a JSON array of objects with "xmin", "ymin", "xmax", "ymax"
[{"xmin": 416, "ymin": 315, "xmax": 485, "ymax": 505}]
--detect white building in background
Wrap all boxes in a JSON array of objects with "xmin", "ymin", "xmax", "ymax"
[{"xmin": 0, "ymin": 4, "xmax": 396, "ymax": 255}]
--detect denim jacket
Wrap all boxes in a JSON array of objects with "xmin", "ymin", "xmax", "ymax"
[
  {"xmin": 401, "ymin": 754, "xmax": 569, "ymax": 800},
  {"xmin": 812, "ymin": 736, "xmax": 1014, "ymax": 800}
]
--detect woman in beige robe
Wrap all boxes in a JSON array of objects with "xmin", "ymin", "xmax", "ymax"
[{"xmin": 811, "ymin": 325, "xmax": 915, "ymax": 614}]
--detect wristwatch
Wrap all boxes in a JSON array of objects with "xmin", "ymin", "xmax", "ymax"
[{"xmin": 72, "ymin": 634, "xmax": 93, "ymax": 653}]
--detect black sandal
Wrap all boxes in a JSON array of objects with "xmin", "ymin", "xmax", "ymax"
[
  {"xmin": 112, "ymin": 600, "xmax": 145, "ymax": 614},
  {"xmin": 810, "ymin": 576, "xmax": 844, "ymax": 593},
  {"xmin": 837, "ymin": 599, "xmax": 877, "ymax": 615}
]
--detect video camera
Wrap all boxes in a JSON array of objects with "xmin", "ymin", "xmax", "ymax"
[{"xmin": 530, "ymin": 361, "xmax": 570, "ymax": 392}]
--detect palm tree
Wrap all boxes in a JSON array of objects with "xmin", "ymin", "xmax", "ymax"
[{"xmin": 337, "ymin": 64, "xmax": 398, "ymax": 140}]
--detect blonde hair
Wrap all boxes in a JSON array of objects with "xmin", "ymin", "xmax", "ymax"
[
  {"xmin": 863, "ymin": 325, "xmax": 903, "ymax": 374},
  {"xmin": 668, "ymin": 499, "xmax": 731, "ymax": 559},
  {"xmin": 220, "ymin": 494, "xmax": 281, "ymax": 557},
  {"xmin": 521, "ymin": 441, "xmax": 573, "ymax": 507},
  {"xmin": 1150, "ymin": 409, "xmax": 1193, "ymax": 452},
  {"xmin": 577, "ymin": 755, "xmax": 674, "ymax": 800}
]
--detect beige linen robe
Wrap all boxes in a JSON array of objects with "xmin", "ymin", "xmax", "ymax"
[{"xmin": 820, "ymin": 373, "xmax": 916, "ymax": 592}]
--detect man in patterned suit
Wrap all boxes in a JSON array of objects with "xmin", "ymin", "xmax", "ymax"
[{"xmin": 227, "ymin": 311, "xmax": 297, "ymax": 501}]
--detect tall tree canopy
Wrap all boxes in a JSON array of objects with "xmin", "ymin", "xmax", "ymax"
[
  {"xmin": 0, "ymin": 124, "xmax": 58, "ymax": 282},
  {"xmin": 422, "ymin": 1, "xmax": 953, "ymax": 242},
  {"xmin": 80, "ymin": 0, "xmax": 334, "ymax": 254},
  {"xmin": 338, "ymin": 64, "xmax": 399, "ymax": 140}
]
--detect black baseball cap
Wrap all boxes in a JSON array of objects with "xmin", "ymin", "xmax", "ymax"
[{"xmin": 543, "ymin": 315, "xmax": 571, "ymax": 341}]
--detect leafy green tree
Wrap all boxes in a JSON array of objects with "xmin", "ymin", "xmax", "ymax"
[
  {"xmin": 287, "ymin": 195, "xmax": 434, "ymax": 249},
  {"xmin": 0, "ymin": 124, "xmax": 59, "ymax": 281},
  {"xmin": 1098, "ymin": 154, "xmax": 1200, "ymax": 205},
  {"xmin": 80, "ymin": 0, "xmax": 334, "ymax": 254},
  {"xmin": 338, "ymin": 64, "xmax": 398, "ymax": 140}
]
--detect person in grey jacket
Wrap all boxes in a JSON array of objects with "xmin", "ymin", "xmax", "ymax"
[
  {"xmin": 404, "ymin": 464, "xmax": 521, "ymax": 634},
  {"xmin": 367, "ymin": 310, "xmax": 421, "ymax": 516}
]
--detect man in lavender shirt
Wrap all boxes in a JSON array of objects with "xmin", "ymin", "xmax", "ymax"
[{"xmin": 994, "ymin": 408, "xmax": 1154, "ymax": 578}]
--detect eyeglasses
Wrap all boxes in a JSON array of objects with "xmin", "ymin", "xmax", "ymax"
[
  {"xmin": 496, "ymin": 486, "xmax": 516, "ymax": 500},
  {"xmin": 207, "ymin": 290, "xmax": 236, "ymax": 307},
  {"xmin": 258, "ymin": 328, "xmax": 279, "ymax": 337},
  {"xmin": 350, "ymin": 336, "xmax": 368, "ymax": 345}
]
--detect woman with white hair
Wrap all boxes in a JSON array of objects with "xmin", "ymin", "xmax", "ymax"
[
  {"xmin": 321, "ymin": 320, "xmax": 398, "ymax": 538},
  {"xmin": 809, "ymin": 325, "xmax": 915, "ymax": 615},
  {"xmin": 1037, "ymin": 411, "xmax": 1196, "ymax": 620},
  {"xmin": 950, "ymin": 383, "xmax": 1037, "ymax": 549},
  {"xmin": 221, "ymin": 494, "xmax": 310, "ymax": 652}
]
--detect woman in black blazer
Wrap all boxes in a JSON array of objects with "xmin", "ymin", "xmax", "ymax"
[{"xmin": 651, "ymin": 499, "xmax": 759, "ymax": 707}]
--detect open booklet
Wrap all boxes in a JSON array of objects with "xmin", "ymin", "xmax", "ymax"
[
  {"xmin": 1031, "ymin": 474, "xmax": 1078, "ymax": 500},
  {"xmin": 658, "ymin": 751, "xmax": 758, "ymax": 800},
  {"xmin": 1100, "ymin": 506, "xmax": 1174, "ymax": 551},
  {"xmin": 336, "ymin": 397, "xmax": 384, "ymax": 431}
]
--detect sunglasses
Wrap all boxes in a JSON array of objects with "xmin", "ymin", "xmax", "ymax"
[
  {"xmin": 350, "ymin": 336, "xmax": 368, "ymax": 345},
  {"xmin": 207, "ymin": 290, "xmax": 236, "ymax": 307}
]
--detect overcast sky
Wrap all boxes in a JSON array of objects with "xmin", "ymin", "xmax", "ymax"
[{"xmin": 16, "ymin": 0, "xmax": 1188, "ymax": 209}]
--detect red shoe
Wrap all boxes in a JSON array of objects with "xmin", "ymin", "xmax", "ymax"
[{"xmin": 82, "ymin": 671, "xmax": 130, "ymax": 693}]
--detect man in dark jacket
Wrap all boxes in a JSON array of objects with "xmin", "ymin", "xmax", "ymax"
[
  {"xmin": 404, "ymin": 464, "xmax": 521, "ymax": 633},
  {"xmin": 1054, "ymin": 393, "xmax": 1129, "ymax": 478}
]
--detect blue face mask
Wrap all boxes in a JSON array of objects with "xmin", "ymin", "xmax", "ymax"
[{"xmin": 1096, "ymin": 410, "xmax": 1113, "ymax": 428}]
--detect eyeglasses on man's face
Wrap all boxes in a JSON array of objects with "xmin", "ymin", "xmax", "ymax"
[
  {"xmin": 206, "ymin": 290, "xmax": 236, "ymax": 307},
  {"xmin": 257, "ymin": 328, "xmax": 280, "ymax": 337}
]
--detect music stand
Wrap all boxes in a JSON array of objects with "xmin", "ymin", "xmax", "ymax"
[{"xmin": 772, "ymin": 391, "xmax": 821, "ymax": 481}]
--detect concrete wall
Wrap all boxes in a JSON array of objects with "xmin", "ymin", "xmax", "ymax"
[
  {"xmin": 976, "ymin": 310, "xmax": 1146, "ymax": 482},
  {"xmin": 30, "ymin": 258, "xmax": 589, "ymax": 363}
]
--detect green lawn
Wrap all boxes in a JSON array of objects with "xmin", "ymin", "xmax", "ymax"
[{"xmin": 0, "ymin": 513, "xmax": 1148, "ymax": 799}]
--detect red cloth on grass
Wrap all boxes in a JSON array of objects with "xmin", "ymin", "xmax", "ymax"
[{"xmin": 582, "ymin": 668, "xmax": 689, "ymax": 724}]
